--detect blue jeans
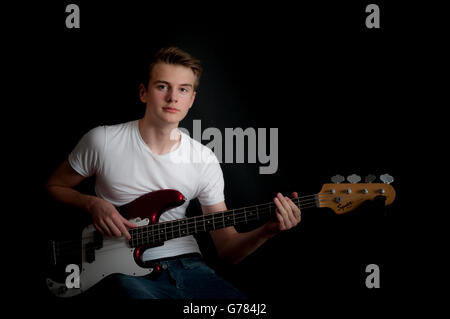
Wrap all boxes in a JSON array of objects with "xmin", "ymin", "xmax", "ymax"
[{"xmin": 86, "ymin": 255, "xmax": 246, "ymax": 299}]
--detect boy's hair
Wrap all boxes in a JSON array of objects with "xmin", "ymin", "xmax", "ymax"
[{"xmin": 143, "ymin": 47, "xmax": 203, "ymax": 90}]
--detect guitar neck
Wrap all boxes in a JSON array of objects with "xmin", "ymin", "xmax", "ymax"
[{"xmin": 129, "ymin": 195, "xmax": 319, "ymax": 247}]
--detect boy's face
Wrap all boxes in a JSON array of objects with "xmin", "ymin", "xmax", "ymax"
[{"xmin": 140, "ymin": 62, "xmax": 196, "ymax": 126}]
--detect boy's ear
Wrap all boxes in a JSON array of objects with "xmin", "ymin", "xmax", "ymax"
[{"xmin": 139, "ymin": 83, "xmax": 147, "ymax": 103}]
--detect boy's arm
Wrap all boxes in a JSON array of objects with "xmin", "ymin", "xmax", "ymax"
[
  {"xmin": 203, "ymin": 192, "xmax": 301, "ymax": 264},
  {"xmin": 46, "ymin": 159, "xmax": 135, "ymax": 239}
]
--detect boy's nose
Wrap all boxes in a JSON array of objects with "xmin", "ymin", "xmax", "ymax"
[{"xmin": 166, "ymin": 90, "xmax": 178, "ymax": 103}]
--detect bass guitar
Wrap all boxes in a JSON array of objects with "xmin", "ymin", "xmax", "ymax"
[{"xmin": 46, "ymin": 174, "xmax": 395, "ymax": 297}]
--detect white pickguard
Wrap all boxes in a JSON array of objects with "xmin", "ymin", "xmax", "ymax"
[{"xmin": 47, "ymin": 217, "xmax": 153, "ymax": 297}]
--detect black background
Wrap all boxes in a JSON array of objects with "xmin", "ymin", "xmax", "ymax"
[{"xmin": 6, "ymin": 0, "xmax": 442, "ymax": 316}]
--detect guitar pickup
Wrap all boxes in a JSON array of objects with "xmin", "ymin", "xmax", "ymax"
[{"xmin": 85, "ymin": 231, "xmax": 103, "ymax": 263}]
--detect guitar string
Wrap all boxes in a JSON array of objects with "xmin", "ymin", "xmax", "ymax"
[
  {"xmin": 52, "ymin": 193, "xmax": 323, "ymax": 246},
  {"xmin": 50, "ymin": 185, "xmax": 386, "ymax": 251},
  {"xmin": 52, "ymin": 186, "xmax": 383, "ymax": 256},
  {"xmin": 130, "ymin": 196, "xmax": 318, "ymax": 232},
  {"xmin": 51, "ymin": 200, "xmax": 317, "ymax": 254},
  {"xmin": 51, "ymin": 187, "xmax": 365, "ymax": 259},
  {"xmin": 52, "ymin": 194, "xmax": 324, "ymax": 248},
  {"xmin": 50, "ymin": 191, "xmax": 357, "ymax": 254},
  {"xmin": 51, "ymin": 203, "xmax": 320, "ymax": 258},
  {"xmin": 50, "ymin": 202, "xmax": 320, "ymax": 258},
  {"xmin": 51, "ymin": 189, "xmax": 370, "ymax": 256}
]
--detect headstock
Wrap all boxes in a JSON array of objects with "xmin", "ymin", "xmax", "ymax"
[{"xmin": 318, "ymin": 174, "xmax": 396, "ymax": 214}]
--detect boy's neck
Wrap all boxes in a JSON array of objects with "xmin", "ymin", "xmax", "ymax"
[{"xmin": 138, "ymin": 118, "xmax": 181, "ymax": 155}]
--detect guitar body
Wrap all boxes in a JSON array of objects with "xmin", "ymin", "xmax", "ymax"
[{"xmin": 46, "ymin": 189, "xmax": 186, "ymax": 297}]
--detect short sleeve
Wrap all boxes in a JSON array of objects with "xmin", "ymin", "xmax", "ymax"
[
  {"xmin": 68, "ymin": 126, "xmax": 106, "ymax": 177},
  {"xmin": 196, "ymin": 149, "xmax": 225, "ymax": 206}
]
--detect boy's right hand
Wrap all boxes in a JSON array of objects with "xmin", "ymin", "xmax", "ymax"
[{"xmin": 88, "ymin": 197, "xmax": 136, "ymax": 240}]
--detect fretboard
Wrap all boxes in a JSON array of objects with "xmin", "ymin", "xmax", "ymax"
[{"xmin": 129, "ymin": 195, "xmax": 319, "ymax": 247}]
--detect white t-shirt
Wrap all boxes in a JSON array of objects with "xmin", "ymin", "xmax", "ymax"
[{"xmin": 68, "ymin": 120, "xmax": 225, "ymax": 261}]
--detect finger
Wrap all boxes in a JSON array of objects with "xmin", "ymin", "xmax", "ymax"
[
  {"xmin": 275, "ymin": 194, "xmax": 293, "ymax": 228},
  {"xmin": 121, "ymin": 216, "xmax": 137, "ymax": 228},
  {"xmin": 274, "ymin": 194, "xmax": 288, "ymax": 217},
  {"xmin": 98, "ymin": 220, "xmax": 112, "ymax": 237},
  {"xmin": 274, "ymin": 204, "xmax": 286, "ymax": 230},
  {"xmin": 277, "ymin": 194, "xmax": 299, "ymax": 228},
  {"xmin": 113, "ymin": 216, "xmax": 132, "ymax": 240},
  {"xmin": 121, "ymin": 217, "xmax": 136, "ymax": 240},
  {"xmin": 289, "ymin": 192, "xmax": 300, "ymax": 221},
  {"xmin": 278, "ymin": 193, "xmax": 294, "ymax": 218},
  {"xmin": 286, "ymin": 197, "xmax": 301, "ymax": 223},
  {"xmin": 284, "ymin": 196, "xmax": 299, "ymax": 226},
  {"xmin": 106, "ymin": 218, "xmax": 122, "ymax": 237}
]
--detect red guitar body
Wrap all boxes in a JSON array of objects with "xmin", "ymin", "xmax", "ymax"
[{"xmin": 118, "ymin": 189, "xmax": 186, "ymax": 269}]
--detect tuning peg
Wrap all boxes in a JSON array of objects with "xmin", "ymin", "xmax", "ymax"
[
  {"xmin": 347, "ymin": 174, "xmax": 361, "ymax": 184},
  {"xmin": 331, "ymin": 174, "xmax": 345, "ymax": 184},
  {"xmin": 365, "ymin": 174, "xmax": 376, "ymax": 183},
  {"xmin": 380, "ymin": 174, "xmax": 394, "ymax": 184}
]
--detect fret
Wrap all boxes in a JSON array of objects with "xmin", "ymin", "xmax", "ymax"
[
  {"xmin": 171, "ymin": 220, "xmax": 180, "ymax": 240},
  {"xmin": 244, "ymin": 207, "xmax": 247, "ymax": 223},
  {"xmin": 130, "ymin": 231, "xmax": 135, "ymax": 247},
  {"xmin": 258, "ymin": 204, "xmax": 270, "ymax": 219},
  {"xmin": 164, "ymin": 222, "xmax": 173, "ymax": 241},
  {"xmin": 212, "ymin": 212, "xmax": 224, "ymax": 229},
  {"xmin": 187, "ymin": 218, "xmax": 196, "ymax": 235},
  {"xmin": 179, "ymin": 219, "xmax": 188, "ymax": 237},
  {"xmin": 247, "ymin": 207, "xmax": 254, "ymax": 221},
  {"xmin": 222, "ymin": 212, "xmax": 225, "ymax": 228},
  {"xmin": 159, "ymin": 224, "xmax": 165, "ymax": 242},
  {"xmin": 223, "ymin": 211, "xmax": 234, "ymax": 227},
  {"xmin": 269, "ymin": 203, "xmax": 275, "ymax": 217},
  {"xmin": 138, "ymin": 227, "xmax": 143, "ymax": 245},
  {"xmin": 261, "ymin": 204, "xmax": 271, "ymax": 219},
  {"xmin": 141, "ymin": 226, "xmax": 146, "ymax": 245},
  {"xmin": 145, "ymin": 225, "xmax": 152, "ymax": 244},
  {"xmin": 204, "ymin": 214, "xmax": 214, "ymax": 231},
  {"xmin": 194, "ymin": 216, "xmax": 197, "ymax": 233},
  {"xmin": 134, "ymin": 228, "xmax": 139, "ymax": 246},
  {"xmin": 201, "ymin": 215, "xmax": 206, "ymax": 232},
  {"xmin": 212, "ymin": 214, "xmax": 216, "ymax": 230},
  {"xmin": 133, "ymin": 229, "xmax": 138, "ymax": 246},
  {"xmin": 152, "ymin": 224, "xmax": 156, "ymax": 244},
  {"xmin": 154, "ymin": 223, "xmax": 159, "ymax": 242}
]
